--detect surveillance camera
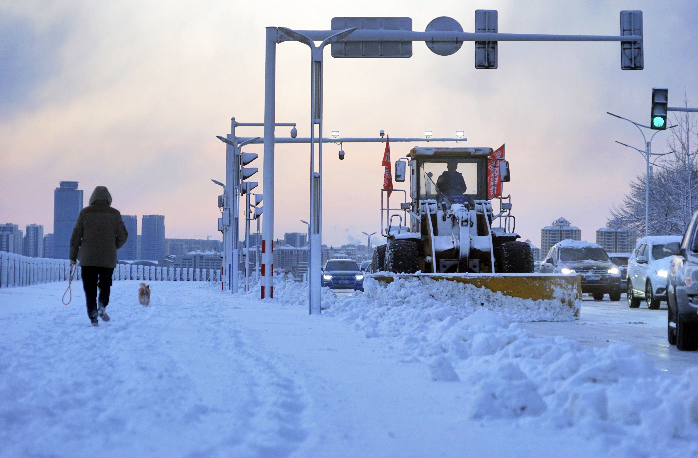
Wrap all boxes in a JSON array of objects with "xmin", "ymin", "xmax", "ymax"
[
  {"xmin": 290, "ymin": 126, "xmax": 297, "ymax": 138},
  {"xmin": 380, "ymin": 130, "xmax": 385, "ymax": 138},
  {"xmin": 339, "ymin": 150, "xmax": 345, "ymax": 160}
]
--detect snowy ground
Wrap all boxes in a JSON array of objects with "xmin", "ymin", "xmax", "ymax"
[{"xmin": 2, "ymin": 278, "xmax": 698, "ymax": 458}]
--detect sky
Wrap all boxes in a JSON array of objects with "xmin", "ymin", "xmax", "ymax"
[{"xmin": 1, "ymin": 0, "xmax": 697, "ymax": 249}]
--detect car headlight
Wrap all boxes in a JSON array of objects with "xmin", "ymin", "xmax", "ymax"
[
  {"xmin": 561, "ymin": 268, "xmax": 576, "ymax": 275},
  {"xmin": 608, "ymin": 267, "xmax": 620, "ymax": 275},
  {"xmin": 355, "ymin": 274, "xmax": 364, "ymax": 281},
  {"xmin": 656, "ymin": 269, "xmax": 668, "ymax": 278},
  {"xmin": 323, "ymin": 274, "xmax": 332, "ymax": 280}
]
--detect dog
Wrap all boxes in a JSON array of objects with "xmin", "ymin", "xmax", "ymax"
[{"xmin": 138, "ymin": 283, "xmax": 151, "ymax": 306}]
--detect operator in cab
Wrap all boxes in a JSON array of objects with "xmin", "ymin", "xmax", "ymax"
[{"xmin": 436, "ymin": 160, "xmax": 467, "ymax": 199}]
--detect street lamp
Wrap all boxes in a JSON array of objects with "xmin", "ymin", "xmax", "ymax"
[
  {"xmin": 608, "ymin": 112, "xmax": 676, "ymax": 236},
  {"xmin": 362, "ymin": 231, "xmax": 376, "ymax": 254}
]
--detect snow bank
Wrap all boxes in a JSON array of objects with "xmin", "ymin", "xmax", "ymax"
[{"xmin": 243, "ymin": 278, "xmax": 698, "ymax": 457}]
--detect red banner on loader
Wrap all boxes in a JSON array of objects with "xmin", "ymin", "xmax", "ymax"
[
  {"xmin": 382, "ymin": 136, "xmax": 393, "ymax": 197},
  {"xmin": 487, "ymin": 144, "xmax": 505, "ymax": 199}
]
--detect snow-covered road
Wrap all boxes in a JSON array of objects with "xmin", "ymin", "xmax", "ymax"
[
  {"xmin": 520, "ymin": 298, "xmax": 698, "ymax": 374},
  {"xmin": 2, "ymin": 279, "xmax": 698, "ymax": 458}
]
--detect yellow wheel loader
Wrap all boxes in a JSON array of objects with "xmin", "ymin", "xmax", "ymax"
[{"xmin": 373, "ymin": 146, "xmax": 580, "ymax": 315}]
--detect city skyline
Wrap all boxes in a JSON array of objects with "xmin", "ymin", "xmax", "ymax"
[{"xmin": 1, "ymin": 1, "xmax": 697, "ymax": 247}]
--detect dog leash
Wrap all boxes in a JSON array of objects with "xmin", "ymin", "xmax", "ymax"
[{"xmin": 62, "ymin": 264, "xmax": 75, "ymax": 305}]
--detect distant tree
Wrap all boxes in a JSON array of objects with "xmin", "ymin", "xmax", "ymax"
[{"xmin": 609, "ymin": 96, "xmax": 698, "ymax": 236}]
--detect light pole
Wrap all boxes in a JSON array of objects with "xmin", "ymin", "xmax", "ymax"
[
  {"xmin": 608, "ymin": 112, "xmax": 675, "ymax": 236},
  {"xmin": 217, "ymin": 118, "xmax": 296, "ymax": 294},
  {"xmin": 362, "ymin": 231, "xmax": 376, "ymax": 258},
  {"xmin": 211, "ymin": 179, "xmax": 226, "ymax": 289}
]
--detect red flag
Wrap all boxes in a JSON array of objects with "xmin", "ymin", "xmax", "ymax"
[
  {"xmin": 487, "ymin": 144, "xmax": 505, "ymax": 199},
  {"xmin": 382, "ymin": 136, "xmax": 393, "ymax": 197}
]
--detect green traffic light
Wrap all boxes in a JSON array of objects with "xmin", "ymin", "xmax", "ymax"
[{"xmin": 652, "ymin": 116, "xmax": 666, "ymax": 129}]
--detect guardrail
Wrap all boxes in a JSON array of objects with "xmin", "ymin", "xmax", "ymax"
[{"xmin": 0, "ymin": 252, "xmax": 221, "ymax": 288}]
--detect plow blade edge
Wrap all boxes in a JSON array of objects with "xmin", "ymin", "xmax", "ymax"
[{"xmin": 371, "ymin": 274, "xmax": 581, "ymax": 317}]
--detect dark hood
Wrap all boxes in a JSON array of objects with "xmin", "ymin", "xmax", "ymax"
[{"xmin": 89, "ymin": 186, "xmax": 112, "ymax": 206}]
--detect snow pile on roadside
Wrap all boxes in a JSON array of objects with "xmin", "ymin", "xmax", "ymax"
[{"xmin": 249, "ymin": 278, "xmax": 698, "ymax": 457}]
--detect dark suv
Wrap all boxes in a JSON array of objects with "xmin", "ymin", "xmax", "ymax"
[
  {"xmin": 321, "ymin": 259, "xmax": 364, "ymax": 291},
  {"xmin": 540, "ymin": 240, "xmax": 622, "ymax": 301},
  {"xmin": 666, "ymin": 211, "xmax": 698, "ymax": 351}
]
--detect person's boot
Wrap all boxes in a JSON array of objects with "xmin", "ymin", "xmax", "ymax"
[{"xmin": 98, "ymin": 301, "xmax": 110, "ymax": 322}]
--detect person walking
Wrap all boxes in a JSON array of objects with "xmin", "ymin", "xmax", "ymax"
[{"xmin": 70, "ymin": 186, "xmax": 128, "ymax": 326}]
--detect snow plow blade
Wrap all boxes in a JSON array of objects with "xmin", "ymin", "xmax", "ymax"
[{"xmin": 371, "ymin": 273, "xmax": 581, "ymax": 317}]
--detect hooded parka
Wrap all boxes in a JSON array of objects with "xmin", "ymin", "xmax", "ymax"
[{"xmin": 70, "ymin": 186, "xmax": 128, "ymax": 268}]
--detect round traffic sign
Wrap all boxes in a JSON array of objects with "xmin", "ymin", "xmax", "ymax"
[{"xmin": 425, "ymin": 16, "xmax": 463, "ymax": 56}]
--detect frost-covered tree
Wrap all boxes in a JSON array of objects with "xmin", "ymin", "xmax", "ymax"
[{"xmin": 609, "ymin": 97, "xmax": 698, "ymax": 236}]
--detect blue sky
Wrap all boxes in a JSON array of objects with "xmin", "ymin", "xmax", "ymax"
[{"xmin": 1, "ymin": 0, "xmax": 697, "ymax": 248}]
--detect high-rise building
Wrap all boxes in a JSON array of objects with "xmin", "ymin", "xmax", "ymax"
[
  {"xmin": 541, "ymin": 217, "xmax": 581, "ymax": 259},
  {"xmin": 596, "ymin": 227, "xmax": 636, "ymax": 254},
  {"xmin": 0, "ymin": 223, "xmax": 23, "ymax": 254},
  {"xmin": 119, "ymin": 215, "xmax": 138, "ymax": 260},
  {"xmin": 53, "ymin": 181, "xmax": 83, "ymax": 259},
  {"xmin": 284, "ymin": 232, "xmax": 307, "ymax": 248},
  {"xmin": 141, "ymin": 215, "xmax": 165, "ymax": 261},
  {"xmin": 24, "ymin": 224, "xmax": 44, "ymax": 258},
  {"xmin": 44, "ymin": 234, "xmax": 54, "ymax": 259}
]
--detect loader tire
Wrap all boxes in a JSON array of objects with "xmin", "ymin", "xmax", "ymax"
[
  {"xmin": 499, "ymin": 241, "xmax": 535, "ymax": 274},
  {"xmin": 385, "ymin": 239, "xmax": 420, "ymax": 274},
  {"xmin": 372, "ymin": 245, "xmax": 387, "ymax": 272}
]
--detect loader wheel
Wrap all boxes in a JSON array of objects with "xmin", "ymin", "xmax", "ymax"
[
  {"xmin": 372, "ymin": 245, "xmax": 387, "ymax": 272},
  {"xmin": 498, "ymin": 241, "xmax": 534, "ymax": 274},
  {"xmin": 385, "ymin": 239, "xmax": 420, "ymax": 274}
]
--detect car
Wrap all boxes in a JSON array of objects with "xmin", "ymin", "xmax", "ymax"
[
  {"xmin": 608, "ymin": 253, "xmax": 631, "ymax": 291},
  {"xmin": 627, "ymin": 236, "xmax": 682, "ymax": 310},
  {"xmin": 321, "ymin": 259, "xmax": 365, "ymax": 291},
  {"xmin": 359, "ymin": 261, "xmax": 372, "ymax": 273},
  {"xmin": 540, "ymin": 239, "xmax": 622, "ymax": 301},
  {"xmin": 666, "ymin": 214, "xmax": 698, "ymax": 350}
]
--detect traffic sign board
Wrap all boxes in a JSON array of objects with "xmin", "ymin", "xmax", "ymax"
[{"xmin": 331, "ymin": 17, "xmax": 412, "ymax": 58}]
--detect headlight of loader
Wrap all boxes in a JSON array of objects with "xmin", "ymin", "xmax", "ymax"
[{"xmin": 561, "ymin": 268, "xmax": 576, "ymax": 275}]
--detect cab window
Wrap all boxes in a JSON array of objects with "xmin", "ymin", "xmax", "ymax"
[{"xmin": 419, "ymin": 160, "xmax": 478, "ymax": 201}]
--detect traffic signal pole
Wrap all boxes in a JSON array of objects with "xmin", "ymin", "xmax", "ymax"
[{"xmin": 261, "ymin": 11, "xmax": 643, "ymax": 308}]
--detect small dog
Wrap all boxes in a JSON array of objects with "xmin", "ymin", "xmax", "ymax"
[{"xmin": 138, "ymin": 283, "xmax": 151, "ymax": 306}]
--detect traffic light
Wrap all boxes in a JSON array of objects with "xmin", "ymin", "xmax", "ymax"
[
  {"xmin": 651, "ymin": 88, "xmax": 668, "ymax": 130},
  {"xmin": 620, "ymin": 11, "xmax": 643, "ymax": 70},
  {"xmin": 252, "ymin": 194, "xmax": 263, "ymax": 219},
  {"xmin": 239, "ymin": 150, "xmax": 258, "ymax": 195},
  {"xmin": 474, "ymin": 10, "xmax": 497, "ymax": 69}
]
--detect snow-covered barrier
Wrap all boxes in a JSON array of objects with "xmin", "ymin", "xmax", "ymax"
[
  {"xmin": 0, "ymin": 252, "xmax": 73, "ymax": 288},
  {"xmin": 0, "ymin": 252, "xmax": 221, "ymax": 288},
  {"xmin": 371, "ymin": 273, "xmax": 581, "ymax": 318}
]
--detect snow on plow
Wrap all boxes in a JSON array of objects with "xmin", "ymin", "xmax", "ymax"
[{"xmin": 370, "ymin": 273, "xmax": 581, "ymax": 318}]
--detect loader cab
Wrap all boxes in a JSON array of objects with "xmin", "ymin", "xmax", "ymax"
[{"xmin": 407, "ymin": 147, "xmax": 492, "ymax": 208}]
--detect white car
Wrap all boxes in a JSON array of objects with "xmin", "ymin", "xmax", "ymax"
[{"xmin": 627, "ymin": 235, "xmax": 682, "ymax": 309}]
